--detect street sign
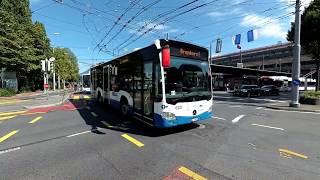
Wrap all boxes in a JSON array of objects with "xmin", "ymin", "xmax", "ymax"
[
  {"xmin": 44, "ymin": 83, "xmax": 49, "ymax": 89},
  {"xmin": 292, "ymin": 79, "xmax": 301, "ymax": 86}
]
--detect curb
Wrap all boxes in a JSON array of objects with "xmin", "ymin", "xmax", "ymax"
[
  {"xmin": 265, "ymin": 105, "xmax": 320, "ymax": 113},
  {"xmin": 23, "ymin": 92, "xmax": 71, "ymax": 109},
  {"xmin": 214, "ymin": 101, "xmax": 320, "ymax": 113}
]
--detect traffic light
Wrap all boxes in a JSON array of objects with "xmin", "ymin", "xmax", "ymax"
[
  {"xmin": 41, "ymin": 60, "xmax": 46, "ymax": 71},
  {"xmin": 47, "ymin": 61, "xmax": 51, "ymax": 72}
]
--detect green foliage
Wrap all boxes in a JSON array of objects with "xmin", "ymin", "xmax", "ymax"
[
  {"xmin": 53, "ymin": 48, "xmax": 79, "ymax": 82},
  {"xmin": 287, "ymin": 0, "xmax": 320, "ymax": 58},
  {"xmin": 0, "ymin": 0, "xmax": 80, "ymax": 91},
  {"xmin": 302, "ymin": 91, "xmax": 320, "ymax": 99},
  {"xmin": 0, "ymin": 88, "xmax": 16, "ymax": 97}
]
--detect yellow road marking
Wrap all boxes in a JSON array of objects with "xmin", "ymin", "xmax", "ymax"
[
  {"xmin": 279, "ymin": 148, "xmax": 308, "ymax": 159},
  {"xmin": 83, "ymin": 95, "xmax": 91, "ymax": 99},
  {"xmin": 72, "ymin": 95, "xmax": 80, "ymax": 100},
  {"xmin": 91, "ymin": 112, "xmax": 98, "ymax": 117},
  {"xmin": 29, "ymin": 116, "xmax": 43, "ymax": 124},
  {"xmin": 0, "ymin": 115, "xmax": 17, "ymax": 121},
  {"xmin": 178, "ymin": 166, "xmax": 208, "ymax": 180},
  {"xmin": 0, "ymin": 100, "xmax": 28, "ymax": 105},
  {"xmin": 121, "ymin": 134, "xmax": 144, "ymax": 147},
  {"xmin": 0, "ymin": 130, "xmax": 19, "ymax": 143},
  {"xmin": 101, "ymin": 121, "xmax": 113, "ymax": 128},
  {"xmin": 0, "ymin": 110, "xmax": 26, "ymax": 117}
]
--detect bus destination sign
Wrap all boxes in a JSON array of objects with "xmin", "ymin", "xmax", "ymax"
[{"xmin": 170, "ymin": 46, "xmax": 207, "ymax": 60}]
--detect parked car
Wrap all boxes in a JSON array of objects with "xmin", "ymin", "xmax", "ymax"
[
  {"xmin": 260, "ymin": 85, "xmax": 279, "ymax": 96},
  {"xmin": 233, "ymin": 85, "xmax": 261, "ymax": 97}
]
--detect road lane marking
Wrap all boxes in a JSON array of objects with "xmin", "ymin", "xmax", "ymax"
[
  {"xmin": 0, "ymin": 147, "xmax": 21, "ymax": 155},
  {"xmin": 66, "ymin": 131, "xmax": 91, "ymax": 137},
  {"xmin": 29, "ymin": 116, "xmax": 43, "ymax": 124},
  {"xmin": 0, "ymin": 100, "xmax": 28, "ymax": 105},
  {"xmin": 0, "ymin": 110, "xmax": 26, "ymax": 117},
  {"xmin": 211, "ymin": 116, "xmax": 226, "ymax": 121},
  {"xmin": 121, "ymin": 134, "xmax": 144, "ymax": 147},
  {"xmin": 279, "ymin": 148, "xmax": 308, "ymax": 159},
  {"xmin": 0, "ymin": 130, "xmax": 19, "ymax": 143},
  {"xmin": 0, "ymin": 115, "xmax": 17, "ymax": 121},
  {"xmin": 251, "ymin": 123, "xmax": 285, "ymax": 131},
  {"xmin": 256, "ymin": 107, "xmax": 263, "ymax": 109},
  {"xmin": 232, "ymin": 114, "xmax": 245, "ymax": 124},
  {"xmin": 229, "ymin": 105, "xmax": 242, "ymax": 108},
  {"xmin": 91, "ymin": 112, "xmax": 98, "ymax": 117},
  {"xmin": 178, "ymin": 166, "xmax": 207, "ymax": 180},
  {"xmin": 101, "ymin": 121, "xmax": 113, "ymax": 128}
]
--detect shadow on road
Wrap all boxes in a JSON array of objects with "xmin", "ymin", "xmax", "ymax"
[{"xmin": 69, "ymin": 94, "xmax": 198, "ymax": 137}]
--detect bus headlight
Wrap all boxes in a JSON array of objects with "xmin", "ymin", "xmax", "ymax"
[
  {"xmin": 162, "ymin": 112, "xmax": 176, "ymax": 120},
  {"xmin": 241, "ymin": 89, "xmax": 247, "ymax": 92}
]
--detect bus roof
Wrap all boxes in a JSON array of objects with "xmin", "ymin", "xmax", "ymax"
[{"xmin": 91, "ymin": 39, "xmax": 208, "ymax": 69}]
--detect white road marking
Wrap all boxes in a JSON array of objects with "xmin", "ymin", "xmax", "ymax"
[
  {"xmin": 232, "ymin": 114, "xmax": 245, "ymax": 124},
  {"xmin": 251, "ymin": 123, "xmax": 285, "ymax": 131},
  {"xmin": 66, "ymin": 131, "xmax": 91, "ymax": 137},
  {"xmin": 265, "ymin": 109, "xmax": 320, "ymax": 115},
  {"xmin": 229, "ymin": 105, "xmax": 242, "ymax": 108},
  {"xmin": 256, "ymin": 107, "xmax": 263, "ymax": 110},
  {"xmin": 211, "ymin": 116, "xmax": 226, "ymax": 121},
  {"xmin": 0, "ymin": 147, "xmax": 21, "ymax": 155}
]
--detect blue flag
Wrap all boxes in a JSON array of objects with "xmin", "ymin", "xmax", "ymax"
[
  {"xmin": 247, "ymin": 29, "xmax": 258, "ymax": 42},
  {"xmin": 233, "ymin": 34, "xmax": 241, "ymax": 45}
]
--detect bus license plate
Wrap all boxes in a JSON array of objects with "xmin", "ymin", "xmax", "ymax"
[{"xmin": 192, "ymin": 118, "xmax": 199, "ymax": 122}]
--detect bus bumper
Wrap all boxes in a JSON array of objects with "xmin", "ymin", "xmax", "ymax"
[{"xmin": 154, "ymin": 111, "xmax": 212, "ymax": 128}]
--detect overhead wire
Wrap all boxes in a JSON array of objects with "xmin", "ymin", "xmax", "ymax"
[{"xmin": 116, "ymin": 0, "xmax": 224, "ymax": 51}]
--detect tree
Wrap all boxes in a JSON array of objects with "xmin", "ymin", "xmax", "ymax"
[
  {"xmin": 0, "ymin": 0, "xmax": 52, "ymax": 91},
  {"xmin": 53, "ymin": 48, "xmax": 79, "ymax": 83},
  {"xmin": 287, "ymin": 0, "xmax": 320, "ymax": 91}
]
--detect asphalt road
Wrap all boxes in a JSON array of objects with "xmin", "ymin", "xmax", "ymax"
[{"xmin": 1, "ymin": 93, "xmax": 320, "ymax": 180}]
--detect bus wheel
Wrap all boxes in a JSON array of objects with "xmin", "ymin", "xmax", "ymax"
[
  {"xmin": 121, "ymin": 103, "xmax": 129, "ymax": 116},
  {"xmin": 120, "ymin": 99, "xmax": 129, "ymax": 116}
]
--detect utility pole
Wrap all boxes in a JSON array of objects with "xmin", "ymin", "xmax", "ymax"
[{"xmin": 290, "ymin": 0, "xmax": 301, "ymax": 107}]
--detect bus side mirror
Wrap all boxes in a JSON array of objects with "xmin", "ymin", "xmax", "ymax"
[{"xmin": 162, "ymin": 46, "xmax": 170, "ymax": 68}]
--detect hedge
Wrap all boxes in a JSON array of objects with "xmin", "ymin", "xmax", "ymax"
[{"xmin": 0, "ymin": 88, "xmax": 16, "ymax": 97}]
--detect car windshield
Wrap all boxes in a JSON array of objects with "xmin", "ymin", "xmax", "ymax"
[{"xmin": 162, "ymin": 56, "xmax": 211, "ymax": 103}]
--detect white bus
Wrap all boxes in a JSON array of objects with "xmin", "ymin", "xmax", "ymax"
[
  {"xmin": 80, "ymin": 71, "xmax": 91, "ymax": 93},
  {"xmin": 91, "ymin": 39, "xmax": 213, "ymax": 128}
]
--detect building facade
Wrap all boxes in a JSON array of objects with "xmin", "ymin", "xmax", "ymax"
[{"xmin": 212, "ymin": 43, "xmax": 317, "ymax": 77}]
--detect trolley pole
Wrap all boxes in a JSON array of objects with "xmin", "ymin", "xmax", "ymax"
[{"xmin": 290, "ymin": 0, "xmax": 301, "ymax": 107}]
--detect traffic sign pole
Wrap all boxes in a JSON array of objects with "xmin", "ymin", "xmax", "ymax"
[{"xmin": 290, "ymin": 0, "xmax": 301, "ymax": 107}]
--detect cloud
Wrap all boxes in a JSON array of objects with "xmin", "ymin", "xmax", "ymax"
[
  {"xmin": 129, "ymin": 21, "xmax": 177, "ymax": 36},
  {"xmin": 280, "ymin": 0, "xmax": 312, "ymax": 10},
  {"xmin": 207, "ymin": 8, "xmax": 243, "ymax": 18},
  {"xmin": 241, "ymin": 14, "xmax": 287, "ymax": 39}
]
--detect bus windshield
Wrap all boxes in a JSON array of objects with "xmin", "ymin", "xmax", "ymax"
[
  {"xmin": 163, "ymin": 56, "xmax": 211, "ymax": 104},
  {"xmin": 83, "ymin": 75, "xmax": 90, "ymax": 88}
]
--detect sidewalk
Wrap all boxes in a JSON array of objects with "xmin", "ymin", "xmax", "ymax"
[
  {"xmin": 0, "ymin": 91, "xmax": 72, "ymax": 113},
  {"xmin": 266, "ymin": 102, "xmax": 320, "ymax": 113},
  {"xmin": 0, "ymin": 89, "xmax": 71, "ymax": 100}
]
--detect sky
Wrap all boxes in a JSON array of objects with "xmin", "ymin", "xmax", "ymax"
[{"xmin": 29, "ymin": 0, "xmax": 312, "ymax": 73}]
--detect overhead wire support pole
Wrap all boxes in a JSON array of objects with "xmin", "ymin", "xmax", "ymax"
[{"xmin": 290, "ymin": 0, "xmax": 301, "ymax": 108}]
